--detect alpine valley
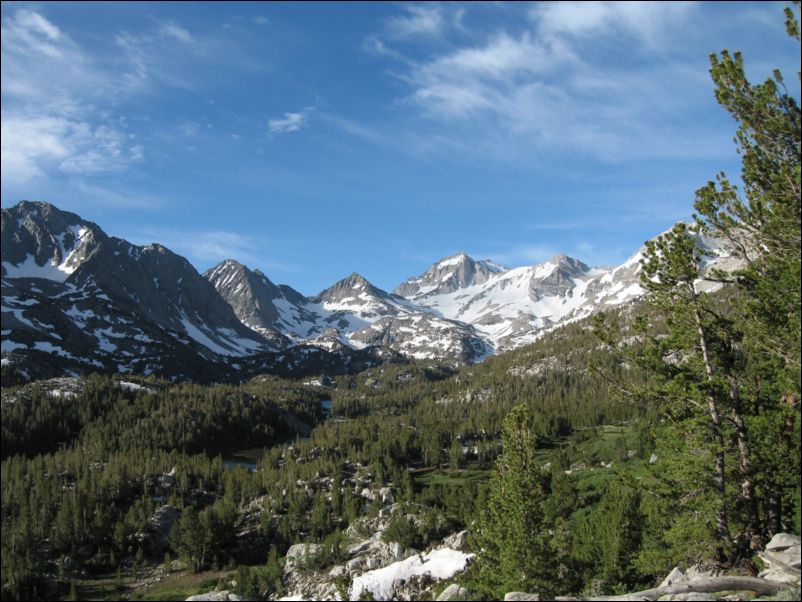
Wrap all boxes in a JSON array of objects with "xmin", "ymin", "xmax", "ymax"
[{"xmin": 1, "ymin": 200, "xmax": 733, "ymax": 383}]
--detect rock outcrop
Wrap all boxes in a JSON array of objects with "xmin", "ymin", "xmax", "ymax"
[
  {"xmin": 758, "ymin": 532, "xmax": 802, "ymax": 585},
  {"xmin": 279, "ymin": 502, "xmax": 473, "ymax": 601}
]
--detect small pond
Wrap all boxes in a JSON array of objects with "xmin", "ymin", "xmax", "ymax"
[
  {"xmin": 221, "ymin": 447, "xmax": 265, "ymax": 471},
  {"xmin": 221, "ymin": 399, "xmax": 332, "ymax": 471}
]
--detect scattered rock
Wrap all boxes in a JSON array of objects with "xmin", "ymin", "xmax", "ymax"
[
  {"xmin": 442, "ymin": 530, "xmax": 469, "ymax": 552},
  {"xmin": 649, "ymin": 453, "xmax": 659, "ymax": 464},
  {"xmin": 660, "ymin": 566, "xmax": 688, "ymax": 588},
  {"xmin": 504, "ymin": 592, "xmax": 540, "ymax": 601},
  {"xmin": 160, "ymin": 468, "xmax": 177, "ymax": 489},
  {"xmin": 347, "ymin": 557, "xmax": 365, "ymax": 573},
  {"xmin": 348, "ymin": 540, "xmax": 372, "ymax": 557},
  {"xmin": 766, "ymin": 533, "xmax": 801, "ymax": 556},
  {"xmin": 389, "ymin": 541, "xmax": 404, "ymax": 562},
  {"xmin": 657, "ymin": 594, "xmax": 715, "ymax": 601},
  {"xmin": 437, "ymin": 583, "xmax": 472, "ymax": 601},
  {"xmin": 379, "ymin": 486, "xmax": 394, "ymax": 505},
  {"xmin": 135, "ymin": 505, "xmax": 180, "ymax": 555},
  {"xmin": 284, "ymin": 543, "xmax": 323, "ymax": 572},
  {"xmin": 759, "ymin": 535, "xmax": 801, "ymax": 584}
]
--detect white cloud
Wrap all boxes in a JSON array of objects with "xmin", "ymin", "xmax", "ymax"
[
  {"xmin": 367, "ymin": 3, "xmax": 727, "ymax": 165},
  {"xmin": 158, "ymin": 19, "xmax": 193, "ymax": 44},
  {"xmin": 114, "ymin": 20, "xmax": 198, "ymax": 93},
  {"xmin": 0, "ymin": 11, "xmax": 127, "ymax": 188},
  {"xmin": 425, "ymin": 32, "xmax": 575, "ymax": 79},
  {"xmin": 363, "ymin": 35, "xmax": 409, "ymax": 62},
  {"xmin": 1, "ymin": 114, "xmax": 145, "ymax": 186},
  {"xmin": 1, "ymin": 8, "xmax": 198, "ymax": 194},
  {"xmin": 268, "ymin": 112, "xmax": 307, "ymax": 134},
  {"xmin": 406, "ymin": 32, "xmax": 579, "ymax": 119},
  {"xmin": 531, "ymin": 1, "xmax": 697, "ymax": 47},
  {"xmin": 386, "ymin": 5, "xmax": 444, "ymax": 39}
]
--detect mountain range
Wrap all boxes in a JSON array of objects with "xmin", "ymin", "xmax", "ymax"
[{"xmin": 1, "ymin": 201, "xmax": 732, "ymax": 382}]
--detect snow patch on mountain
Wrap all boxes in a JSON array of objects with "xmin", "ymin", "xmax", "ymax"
[{"xmin": 350, "ymin": 548, "xmax": 474, "ymax": 601}]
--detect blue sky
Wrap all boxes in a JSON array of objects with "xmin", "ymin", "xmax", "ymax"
[{"xmin": 2, "ymin": 1, "xmax": 799, "ymax": 295}]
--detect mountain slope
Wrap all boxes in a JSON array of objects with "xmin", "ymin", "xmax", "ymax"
[
  {"xmin": 395, "ymin": 238, "xmax": 732, "ymax": 352},
  {"xmin": 206, "ymin": 263, "xmax": 492, "ymax": 362},
  {"xmin": 393, "ymin": 252, "xmax": 506, "ymax": 298},
  {"xmin": 2, "ymin": 201, "xmax": 736, "ymax": 381},
  {"xmin": 2, "ymin": 201, "xmax": 272, "ymax": 380}
]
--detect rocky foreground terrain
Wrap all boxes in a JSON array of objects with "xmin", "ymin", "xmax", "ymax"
[{"xmin": 180, "ymin": 516, "xmax": 801, "ymax": 601}]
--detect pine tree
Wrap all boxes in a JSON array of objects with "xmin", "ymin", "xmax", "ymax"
[
  {"xmin": 593, "ymin": 481, "xmax": 644, "ymax": 591},
  {"xmin": 639, "ymin": 222, "xmax": 735, "ymax": 551},
  {"xmin": 469, "ymin": 404, "xmax": 554, "ymax": 599},
  {"xmin": 632, "ymin": 4, "xmax": 801, "ymax": 559},
  {"xmin": 174, "ymin": 506, "xmax": 207, "ymax": 572},
  {"xmin": 694, "ymin": 7, "xmax": 801, "ymax": 391},
  {"xmin": 263, "ymin": 545, "xmax": 284, "ymax": 597},
  {"xmin": 692, "ymin": 4, "xmax": 801, "ymax": 543}
]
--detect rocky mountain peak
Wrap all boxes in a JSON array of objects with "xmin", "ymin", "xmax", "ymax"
[
  {"xmin": 526, "ymin": 254, "xmax": 592, "ymax": 300},
  {"xmin": 546, "ymin": 253, "xmax": 591, "ymax": 275},
  {"xmin": 438, "ymin": 251, "xmax": 470, "ymax": 265},
  {"xmin": 314, "ymin": 272, "xmax": 385, "ymax": 304},
  {"xmin": 220, "ymin": 258, "xmax": 246, "ymax": 271},
  {"xmin": 1, "ymin": 201, "xmax": 103, "ymax": 281},
  {"xmin": 205, "ymin": 258, "xmax": 248, "ymax": 281},
  {"xmin": 394, "ymin": 252, "xmax": 505, "ymax": 299},
  {"xmin": 204, "ymin": 259, "xmax": 288, "ymax": 333}
]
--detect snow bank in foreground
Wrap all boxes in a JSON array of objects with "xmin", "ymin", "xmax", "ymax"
[{"xmin": 350, "ymin": 547, "xmax": 474, "ymax": 601}]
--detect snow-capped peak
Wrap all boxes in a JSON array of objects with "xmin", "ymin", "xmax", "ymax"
[
  {"xmin": 394, "ymin": 252, "xmax": 506, "ymax": 299},
  {"xmin": 313, "ymin": 272, "xmax": 386, "ymax": 304}
]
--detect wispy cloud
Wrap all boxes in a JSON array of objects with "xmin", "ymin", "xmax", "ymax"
[
  {"xmin": 531, "ymin": 1, "xmax": 697, "ymax": 48},
  {"xmin": 268, "ymin": 112, "xmax": 307, "ymax": 134},
  {"xmin": 128, "ymin": 228, "xmax": 301, "ymax": 274},
  {"xmin": 406, "ymin": 31, "xmax": 578, "ymax": 119},
  {"xmin": 113, "ymin": 19, "xmax": 200, "ymax": 93},
  {"xmin": 363, "ymin": 35, "xmax": 410, "ymax": 62},
  {"xmin": 0, "ymin": 10, "xmax": 145, "ymax": 188},
  {"xmin": 385, "ymin": 4, "xmax": 444, "ymax": 39},
  {"xmin": 70, "ymin": 181, "xmax": 168, "ymax": 210},
  {"xmin": 363, "ymin": 2, "xmax": 735, "ymax": 166},
  {"xmin": 319, "ymin": 113, "xmax": 388, "ymax": 146},
  {"xmin": 157, "ymin": 19, "xmax": 193, "ymax": 44}
]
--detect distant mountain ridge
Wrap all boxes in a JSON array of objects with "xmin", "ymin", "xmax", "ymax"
[{"xmin": 1, "ymin": 200, "xmax": 733, "ymax": 381}]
